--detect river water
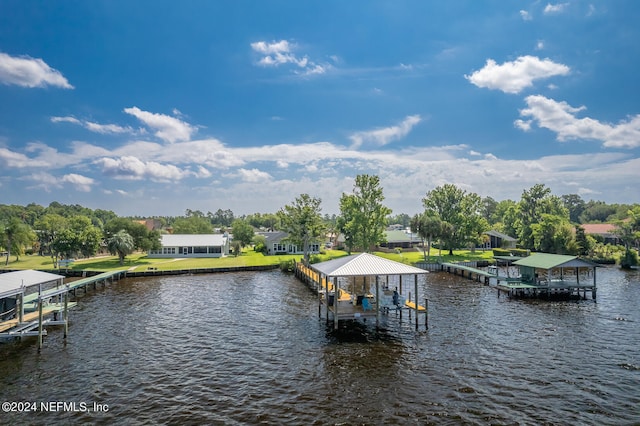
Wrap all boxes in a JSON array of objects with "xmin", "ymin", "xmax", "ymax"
[{"xmin": 0, "ymin": 266, "xmax": 639, "ymax": 425}]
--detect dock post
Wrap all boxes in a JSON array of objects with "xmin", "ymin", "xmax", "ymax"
[
  {"xmin": 37, "ymin": 297, "xmax": 44, "ymax": 352},
  {"xmin": 18, "ymin": 292, "xmax": 24, "ymax": 324},
  {"xmin": 414, "ymin": 275, "xmax": 419, "ymax": 330},
  {"xmin": 333, "ymin": 277, "xmax": 339, "ymax": 330},
  {"xmin": 375, "ymin": 276, "xmax": 380, "ymax": 329},
  {"xmin": 425, "ymin": 298, "xmax": 429, "ymax": 330},
  {"xmin": 63, "ymin": 290, "xmax": 69, "ymax": 339}
]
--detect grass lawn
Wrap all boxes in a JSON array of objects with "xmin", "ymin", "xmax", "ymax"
[{"xmin": 0, "ymin": 248, "xmax": 494, "ymax": 273}]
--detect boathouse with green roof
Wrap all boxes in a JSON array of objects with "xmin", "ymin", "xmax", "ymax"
[{"xmin": 507, "ymin": 253, "xmax": 598, "ymax": 299}]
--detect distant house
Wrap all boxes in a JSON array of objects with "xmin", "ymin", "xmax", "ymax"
[
  {"xmin": 580, "ymin": 224, "xmax": 620, "ymax": 245},
  {"xmin": 135, "ymin": 218, "xmax": 163, "ymax": 231},
  {"xmin": 483, "ymin": 230, "xmax": 517, "ymax": 249},
  {"xmin": 379, "ymin": 230, "xmax": 421, "ymax": 250},
  {"xmin": 147, "ymin": 234, "xmax": 230, "ymax": 258},
  {"xmin": 260, "ymin": 231, "xmax": 321, "ymax": 256}
]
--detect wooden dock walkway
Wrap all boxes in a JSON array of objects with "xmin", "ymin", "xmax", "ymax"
[
  {"xmin": 439, "ymin": 262, "xmax": 517, "ymax": 285},
  {"xmin": 0, "ymin": 270, "xmax": 126, "ymax": 348}
]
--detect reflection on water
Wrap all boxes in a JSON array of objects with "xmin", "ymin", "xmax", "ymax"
[{"xmin": 0, "ymin": 268, "xmax": 639, "ymax": 425}]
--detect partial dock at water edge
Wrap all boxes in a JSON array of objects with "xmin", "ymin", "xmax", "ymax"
[{"xmin": 0, "ymin": 269, "xmax": 126, "ymax": 349}]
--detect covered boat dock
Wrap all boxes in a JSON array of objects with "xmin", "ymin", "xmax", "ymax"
[
  {"xmin": 0, "ymin": 269, "xmax": 125, "ymax": 349},
  {"xmin": 297, "ymin": 253, "xmax": 429, "ymax": 330},
  {"xmin": 497, "ymin": 253, "xmax": 598, "ymax": 300}
]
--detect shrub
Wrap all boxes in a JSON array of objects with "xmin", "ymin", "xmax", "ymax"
[{"xmin": 279, "ymin": 259, "xmax": 295, "ymax": 272}]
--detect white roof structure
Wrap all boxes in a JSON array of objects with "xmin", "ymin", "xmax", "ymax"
[
  {"xmin": 0, "ymin": 270, "xmax": 65, "ymax": 299},
  {"xmin": 161, "ymin": 234, "xmax": 228, "ymax": 247},
  {"xmin": 310, "ymin": 253, "xmax": 428, "ymax": 277}
]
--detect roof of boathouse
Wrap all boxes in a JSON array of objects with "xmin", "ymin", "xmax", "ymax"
[
  {"xmin": 0, "ymin": 270, "xmax": 65, "ymax": 299},
  {"xmin": 310, "ymin": 253, "xmax": 428, "ymax": 277},
  {"xmin": 512, "ymin": 253, "xmax": 597, "ymax": 270}
]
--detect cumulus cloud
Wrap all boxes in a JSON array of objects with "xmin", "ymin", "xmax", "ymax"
[
  {"xmin": 544, "ymin": 3, "xmax": 569, "ymax": 14},
  {"xmin": 250, "ymin": 39, "xmax": 329, "ymax": 76},
  {"xmin": 0, "ymin": 52, "xmax": 73, "ymax": 89},
  {"xmin": 349, "ymin": 115, "xmax": 422, "ymax": 149},
  {"xmin": 0, "ymin": 147, "xmax": 50, "ymax": 168},
  {"xmin": 52, "ymin": 116, "xmax": 134, "ymax": 134},
  {"xmin": 62, "ymin": 173, "xmax": 95, "ymax": 192},
  {"xmin": 124, "ymin": 107, "xmax": 196, "ymax": 143},
  {"xmin": 236, "ymin": 168, "xmax": 272, "ymax": 182},
  {"xmin": 465, "ymin": 55, "xmax": 570, "ymax": 94},
  {"xmin": 94, "ymin": 156, "xmax": 189, "ymax": 181},
  {"xmin": 520, "ymin": 10, "xmax": 532, "ymax": 21},
  {"xmin": 518, "ymin": 95, "xmax": 640, "ymax": 148}
]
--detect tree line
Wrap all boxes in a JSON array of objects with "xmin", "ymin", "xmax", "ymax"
[{"xmin": 1, "ymin": 179, "xmax": 639, "ymax": 267}]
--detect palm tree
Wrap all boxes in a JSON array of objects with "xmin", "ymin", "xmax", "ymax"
[
  {"xmin": 411, "ymin": 213, "xmax": 442, "ymax": 261},
  {"xmin": 107, "ymin": 230, "xmax": 135, "ymax": 265},
  {"xmin": 1, "ymin": 218, "xmax": 35, "ymax": 265}
]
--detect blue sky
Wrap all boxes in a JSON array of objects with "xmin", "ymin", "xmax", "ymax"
[{"xmin": 1, "ymin": 1, "xmax": 639, "ymax": 217}]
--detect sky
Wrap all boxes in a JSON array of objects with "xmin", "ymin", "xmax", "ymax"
[{"xmin": 1, "ymin": 1, "xmax": 639, "ymax": 217}]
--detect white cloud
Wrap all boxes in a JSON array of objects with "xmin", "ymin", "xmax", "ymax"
[
  {"xmin": 51, "ymin": 116, "xmax": 81, "ymax": 124},
  {"xmin": 349, "ymin": 115, "xmax": 422, "ymax": 149},
  {"xmin": 518, "ymin": 95, "xmax": 640, "ymax": 148},
  {"xmin": 236, "ymin": 168, "xmax": 272, "ymax": 182},
  {"xmin": 84, "ymin": 121, "xmax": 133, "ymax": 134},
  {"xmin": 0, "ymin": 52, "xmax": 73, "ymax": 89},
  {"xmin": 0, "ymin": 147, "xmax": 50, "ymax": 168},
  {"xmin": 514, "ymin": 119, "xmax": 532, "ymax": 132},
  {"xmin": 62, "ymin": 173, "xmax": 95, "ymax": 192},
  {"xmin": 536, "ymin": 40, "xmax": 545, "ymax": 50},
  {"xmin": 250, "ymin": 39, "xmax": 330, "ymax": 76},
  {"xmin": 520, "ymin": 10, "xmax": 532, "ymax": 21},
  {"xmin": 94, "ymin": 156, "xmax": 189, "ymax": 181},
  {"xmin": 544, "ymin": 3, "xmax": 569, "ymax": 14},
  {"xmin": 52, "ymin": 116, "xmax": 133, "ymax": 134},
  {"xmin": 465, "ymin": 55, "xmax": 570, "ymax": 94},
  {"xmin": 124, "ymin": 107, "xmax": 196, "ymax": 143}
]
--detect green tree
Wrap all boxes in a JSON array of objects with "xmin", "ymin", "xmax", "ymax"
[
  {"xmin": 278, "ymin": 193, "xmax": 326, "ymax": 263},
  {"xmin": 574, "ymin": 225, "xmax": 593, "ymax": 256},
  {"xmin": 422, "ymin": 184, "xmax": 488, "ymax": 255},
  {"xmin": 171, "ymin": 216, "xmax": 214, "ymax": 234},
  {"xmin": 562, "ymin": 194, "xmax": 586, "ymax": 223},
  {"xmin": 231, "ymin": 219, "xmax": 255, "ymax": 247},
  {"xmin": 1, "ymin": 218, "xmax": 36, "ymax": 264},
  {"xmin": 34, "ymin": 213, "xmax": 68, "ymax": 257},
  {"xmin": 104, "ymin": 218, "xmax": 161, "ymax": 251},
  {"xmin": 68, "ymin": 216, "xmax": 103, "ymax": 258},
  {"xmin": 519, "ymin": 184, "xmax": 568, "ymax": 250},
  {"xmin": 615, "ymin": 207, "xmax": 640, "ymax": 268},
  {"xmin": 337, "ymin": 175, "xmax": 392, "ymax": 253},
  {"xmin": 531, "ymin": 214, "xmax": 576, "ymax": 254},
  {"xmin": 481, "ymin": 196, "xmax": 499, "ymax": 225},
  {"xmin": 410, "ymin": 213, "xmax": 441, "ymax": 260},
  {"xmin": 579, "ymin": 200, "xmax": 617, "ymax": 223},
  {"xmin": 107, "ymin": 230, "xmax": 135, "ymax": 265},
  {"xmin": 231, "ymin": 240, "xmax": 243, "ymax": 256}
]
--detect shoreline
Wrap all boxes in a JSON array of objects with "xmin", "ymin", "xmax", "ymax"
[{"xmin": 1, "ymin": 264, "xmax": 281, "ymax": 279}]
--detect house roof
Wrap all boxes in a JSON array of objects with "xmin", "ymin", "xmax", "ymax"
[
  {"xmin": 484, "ymin": 230, "xmax": 517, "ymax": 241},
  {"xmin": 259, "ymin": 231, "xmax": 289, "ymax": 244},
  {"xmin": 580, "ymin": 223, "xmax": 618, "ymax": 236},
  {"xmin": 160, "ymin": 234, "xmax": 228, "ymax": 247},
  {"xmin": 310, "ymin": 253, "xmax": 428, "ymax": 277},
  {"xmin": 513, "ymin": 253, "xmax": 597, "ymax": 270},
  {"xmin": 384, "ymin": 230, "xmax": 413, "ymax": 242},
  {"xmin": 0, "ymin": 270, "xmax": 65, "ymax": 299}
]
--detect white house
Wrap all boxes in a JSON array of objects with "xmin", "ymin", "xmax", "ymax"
[{"xmin": 148, "ymin": 234, "xmax": 230, "ymax": 258}]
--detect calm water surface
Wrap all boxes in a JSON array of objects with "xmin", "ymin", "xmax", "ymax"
[{"xmin": 0, "ymin": 266, "xmax": 639, "ymax": 425}]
